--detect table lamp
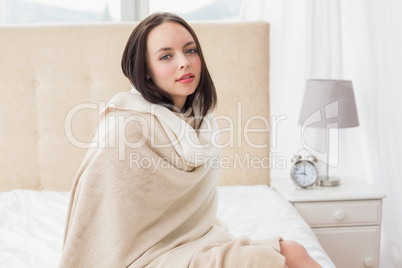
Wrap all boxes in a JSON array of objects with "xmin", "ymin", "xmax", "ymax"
[{"xmin": 298, "ymin": 79, "xmax": 359, "ymax": 186}]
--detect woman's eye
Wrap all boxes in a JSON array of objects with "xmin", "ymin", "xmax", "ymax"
[
  {"xmin": 186, "ymin": 48, "xmax": 197, "ymax": 54},
  {"xmin": 160, "ymin": 54, "xmax": 171, "ymax": 60}
]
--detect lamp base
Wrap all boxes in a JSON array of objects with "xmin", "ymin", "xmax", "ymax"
[{"xmin": 316, "ymin": 176, "xmax": 341, "ymax": 187}]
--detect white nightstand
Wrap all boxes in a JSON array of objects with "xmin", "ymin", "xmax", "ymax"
[{"xmin": 271, "ymin": 177, "xmax": 386, "ymax": 268}]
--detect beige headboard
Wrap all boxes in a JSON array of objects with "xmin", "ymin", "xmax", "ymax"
[{"xmin": 0, "ymin": 22, "xmax": 270, "ymax": 191}]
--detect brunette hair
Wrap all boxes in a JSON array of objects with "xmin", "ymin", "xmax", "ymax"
[{"xmin": 121, "ymin": 12, "xmax": 217, "ymax": 120}]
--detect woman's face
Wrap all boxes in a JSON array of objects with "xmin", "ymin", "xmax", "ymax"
[{"xmin": 146, "ymin": 22, "xmax": 201, "ymax": 110}]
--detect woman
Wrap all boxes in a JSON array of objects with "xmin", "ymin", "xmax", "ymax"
[{"xmin": 59, "ymin": 12, "xmax": 321, "ymax": 268}]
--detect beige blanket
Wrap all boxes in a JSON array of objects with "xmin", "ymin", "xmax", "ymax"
[{"xmin": 59, "ymin": 91, "xmax": 285, "ymax": 267}]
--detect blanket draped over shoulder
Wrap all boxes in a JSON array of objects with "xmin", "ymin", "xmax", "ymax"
[{"xmin": 59, "ymin": 90, "xmax": 285, "ymax": 268}]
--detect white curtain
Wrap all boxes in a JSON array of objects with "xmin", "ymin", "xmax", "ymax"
[{"xmin": 241, "ymin": 0, "xmax": 402, "ymax": 267}]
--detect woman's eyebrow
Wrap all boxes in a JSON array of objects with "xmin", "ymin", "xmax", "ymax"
[
  {"xmin": 154, "ymin": 41, "xmax": 195, "ymax": 55},
  {"xmin": 154, "ymin": 47, "xmax": 172, "ymax": 55},
  {"xmin": 183, "ymin": 41, "xmax": 195, "ymax": 48}
]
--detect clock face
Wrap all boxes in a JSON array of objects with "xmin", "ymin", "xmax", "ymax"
[{"xmin": 291, "ymin": 160, "xmax": 318, "ymax": 187}]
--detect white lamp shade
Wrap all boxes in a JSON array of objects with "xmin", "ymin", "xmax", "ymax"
[{"xmin": 298, "ymin": 79, "xmax": 359, "ymax": 129}]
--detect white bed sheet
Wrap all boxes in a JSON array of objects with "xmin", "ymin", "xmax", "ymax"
[{"xmin": 0, "ymin": 185, "xmax": 334, "ymax": 268}]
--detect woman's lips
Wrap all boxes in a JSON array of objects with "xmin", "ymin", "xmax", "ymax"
[{"xmin": 177, "ymin": 73, "xmax": 195, "ymax": 83}]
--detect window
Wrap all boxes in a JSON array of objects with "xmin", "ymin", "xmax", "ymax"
[
  {"xmin": 0, "ymin": 0, "xmax": 121, "ymax": 24},
  {"xmin": 0, "ymin": 0, "xmax": 243, "ymax": 25},
  {"xmin": 149, "ymin": 0, "xmax": 243, "ymax": 21}
]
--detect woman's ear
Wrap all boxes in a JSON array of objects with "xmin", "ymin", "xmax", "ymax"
[{"xmin": 146, "ymin": 73, "xmax": 151, "ymax": 80}]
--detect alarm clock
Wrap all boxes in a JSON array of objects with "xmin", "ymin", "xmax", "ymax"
[{"xmin": 290, "ymin": 154, "xmax": 318, "ymax": 188}]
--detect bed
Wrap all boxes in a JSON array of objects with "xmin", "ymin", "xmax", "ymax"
[{"xmin": 0, "ymin": 22, "xmax": 335, "ymax": 267}]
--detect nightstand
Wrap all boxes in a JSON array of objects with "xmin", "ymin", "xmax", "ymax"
[{"xmin": 271, "ymin": 178, "xmax": 386, "ymax": 268}]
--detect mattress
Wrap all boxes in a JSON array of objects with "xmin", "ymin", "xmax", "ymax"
[{"xmin": 0, "ymin": 185, "xmax": 334, "ymax": 267}]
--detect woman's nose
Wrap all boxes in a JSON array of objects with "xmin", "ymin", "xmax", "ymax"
[{"xmin": 178, "ymin": 54, "xmax": 190, "ymax": 69}]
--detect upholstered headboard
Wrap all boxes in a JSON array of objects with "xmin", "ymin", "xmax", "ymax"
[{"xmin": 0, "ymin": 22, "xmax": 270, "ymax": 191}]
